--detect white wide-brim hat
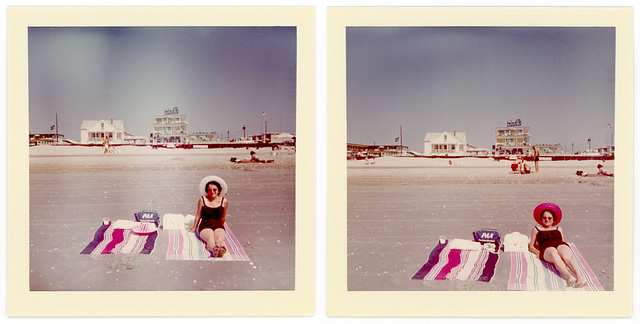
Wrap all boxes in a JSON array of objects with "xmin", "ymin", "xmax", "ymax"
[{"xmin": 199, "ymin": 175, "xmax": 228, "ymax": 197}]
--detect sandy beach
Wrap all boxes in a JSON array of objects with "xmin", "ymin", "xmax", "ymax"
[
  {"xmin": 347, "ymin": 156, "xmax": 614, "ymax": 291},
  {"xmin": 29, "ymin": 145, "xmax": 296, "ymax": 291}
]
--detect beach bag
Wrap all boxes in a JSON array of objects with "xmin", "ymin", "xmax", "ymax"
[
  {"xmin": 135, "ymin": 210, "xmax": 160, "ymax": 226},
  {"xmin": 473, "ymin": 228, "xmax": 501, "ymax": 244},
  {"xmin": 473, "ymin": 228, "xmax": 502, "ymax": 253}
]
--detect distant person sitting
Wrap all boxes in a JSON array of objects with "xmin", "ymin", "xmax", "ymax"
[
  {"xmin": 511, "ymin": 161, "xmax": 520, "ymax": 174},
  {"xmin": 522, "ymin": 162, "xmax": 532, "ymax": 174},
  {"xmin": 248, "ymin": 150, "xmax": 274, "ymax": 163},
  {"xmin": 515, "ymin": 156, "xmax": 531, "ymax": 174},
  {"xmin": 250, "ymin": 151, "xmax": 263, "ymax": 162},
  {"xmin": 597, "ymin": 164, "xmax": 613, "ymax": 177}
]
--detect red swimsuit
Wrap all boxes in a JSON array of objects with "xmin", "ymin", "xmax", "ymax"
[{"xmin": 535, "ymin": 226, "xmax": 569, "ymax": 260}]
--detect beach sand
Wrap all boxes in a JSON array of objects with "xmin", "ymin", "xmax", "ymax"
[
  {"xmin": 29, "ymin": 145, "xmax": 295, "ymax": 291},
  {"xmin": 347, "ymin": 156, "xmax": 614, "ymax": 291}
]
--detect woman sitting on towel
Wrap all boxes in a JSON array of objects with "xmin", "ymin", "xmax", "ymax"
[
  {"xmin": 190, "ymin": 175, "xmax": 229, "ymax": 258},
  {"xmin": 528, "ymin": 202, "xmax": 586, "ymax": 288}
]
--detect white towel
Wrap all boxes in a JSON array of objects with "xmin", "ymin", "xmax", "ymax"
[
  {"xmin": 163, "ymin": 213, "xmax": 186, "ymax": 230},
  {"xmin": 503, "ymin": 232, "xmax": 530, "ymax": 252},
  {"xmin": 184, "ymin": 214, "xmax": 195, "ymax": 228},
  {"xmin": 448, "ymin": 238, "xmax": 483, "ymax": 251},
  {"xmin": 111, "ymin": 219, "xmax": 138, "ymax": 229}
]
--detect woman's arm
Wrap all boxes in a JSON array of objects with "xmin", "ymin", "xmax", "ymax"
[
  {"xmin": 190, "ymin": 197, "xmax": 203, "ymax": 232},
  {"xmin": 220, "ymin": 199, "xmax": 228, "ymax": 225},
  {"xmin": 558, "ymin": 226, "xmax": 565, "ymax": 241},
  {"xmin": 528, "ymin": 227, "xmax": 540, "ymax": 258}
]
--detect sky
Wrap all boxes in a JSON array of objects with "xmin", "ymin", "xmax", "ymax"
[
  {"xmin": 347, "ymin": 27, "xmax": 616, "ymax": 153},
  {"xmin": 28, "ymin": 27, "xmax": 297, "ymax": 141}
]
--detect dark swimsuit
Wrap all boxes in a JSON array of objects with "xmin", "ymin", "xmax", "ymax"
[
  {"xmin": 198, "ymin": 196, "xmax": 225, "ymax": 233},
  {"xmin": 534, "ymin": 226, "xmax": 569, "ymax": 260}
]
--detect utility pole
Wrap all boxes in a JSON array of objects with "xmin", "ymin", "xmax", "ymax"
[
  {"xmin": 55, "ymin": 113, "xmax": 59, "ymax": 144},
  {"xmin": 400, "ymin": 125, "xmax": 403, "ymax": 155}
]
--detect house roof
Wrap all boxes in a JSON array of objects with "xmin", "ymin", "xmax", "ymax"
[
  {"xmin": 424, "ymin": 131, "xmax": 466, "ymax": 143},
  {"xmin": 81, "ymin": 120, "xmax": 125, "ymax": 131}
]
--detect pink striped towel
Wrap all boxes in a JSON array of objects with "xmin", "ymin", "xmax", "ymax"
[
  {"xmin": 412, "ymin": 240, "xmax": 499, "ymax": 282},
  {"xmin": 80, "ymin": 223, "xmax": 157, "ymax": 255},
  {"xmin": 508, "ymin": 243, "xmax": 604, "ymax": 291},
  {"xmin": 165, "ymin": 223, "xmax": 250, "ymax": 261}
]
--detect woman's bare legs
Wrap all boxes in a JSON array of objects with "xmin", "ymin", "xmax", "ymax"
[
  {"xmin": 213, "ymin": 228, "xmax": 227, "ymax": 254},
  {"xmin": 199, "ymin": 228, "xmax": 216, "ymax": 252},
  {"xmin": 543, "ymin": 247, "xmax": 577, "ymax": 287},
  {"xmin": 558, "ymin": 245, "xmax": 587, "ymax": 288},
  {"xmin": 200, "ymin": 228, "xmax": 227, "ymax": 256}
]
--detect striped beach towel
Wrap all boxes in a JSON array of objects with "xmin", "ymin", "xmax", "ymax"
[
  {"xmin": 412, "ymin": 240, "xmax": 499, "ymax": 282},
  {"xmin": 80, "ymin": 223, "xmax": 157, "ymax": 255},
  {"xmin": 508, "ymin": 243, "xmax": 603, "ymax": 291},
  {"xmin": 165, "ymin": 223, "xmax": 250, "ymax": 261}
]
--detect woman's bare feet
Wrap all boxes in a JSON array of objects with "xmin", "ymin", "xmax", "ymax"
[
  {"xmin": 564, "ymin": 275, "xmax": 577, "ymax": 287},
  {"xmin": 573, "ymin": 277, "xmax": 587, "ymax": 288}
]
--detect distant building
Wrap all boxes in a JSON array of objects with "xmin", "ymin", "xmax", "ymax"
[
  {"xmin": 123, "ymin": 132, "xmax": 147, "ymax": 145},
  {"xmin": 423, "ymin": 131, "xmax": 467, "ymax": 156},
  {"xmin": 248, "ymin": 132, "xmax": 296, "ymax": 145},
  {"xmin": 186, "ymin": 132, "xmax": 219, "ymax": 144},
  {"xmin": 347, "ymin": 143, "xmax": 406, "ymax": 159},
  {"xmin": 152, "ymin": 107, "xmax": 188, "ymax": 144},
  {"xmin": 29, "ymin": 133, "xmax": 64, "ymax": 146},
  {"xmin": 81, "ymin": 119, "xmax": 126, "ymax": 144},
  {"xmin": 466, "ymin": 144, "xmax": 490, "ymax": 156},
  {"xmin": 492, "ymin": 119, "xmax": 564, "ymax": 156},
  {"xmin": 536, "ymin": 143, "xmax": 563, "ymax": 155},
  {"xmin": 492, "ymin": 119, "xmax": 532, "ymax": 155}
]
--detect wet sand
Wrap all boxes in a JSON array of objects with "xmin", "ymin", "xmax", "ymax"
[
  {"xmin": 29, "ymin": 145, "xmax": 295, "ymax": 291},
  {"xmin": 347, "ymin": 157, "xmax": 614, "ymax": 291}
]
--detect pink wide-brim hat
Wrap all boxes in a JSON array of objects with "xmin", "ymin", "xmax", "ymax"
[{"xmin": 533, "ymin": 202, "xmax": 562, "ymax": 226}]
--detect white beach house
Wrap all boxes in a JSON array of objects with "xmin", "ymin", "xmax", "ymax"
[
  {"xmin": 423, "ymin": 131, "xmax": 467, "ymax": 156},
  {"xmin": 81, "ymin": 119, "xmax": 126, "ymax": 144}
]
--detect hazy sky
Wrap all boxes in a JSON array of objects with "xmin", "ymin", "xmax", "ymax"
[
  {"xmin": 29, "ymin": 27, "xmax": 296, "ymax": 141},
  {"xmin": 347, "ymin": 27, "xmax": 615, "ymax": 153}
]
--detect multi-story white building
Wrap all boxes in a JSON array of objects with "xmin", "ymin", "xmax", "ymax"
[
  {"xmin": 152, "ymin": 107, "xmax": 188, "ymax": 144},
  {"xmin": 492, "ymin": 119, "xmax": 532, "ymax": 155},
  {"xmin": 423, "ymin": 131, "xmax": 467, "ymax": 156}
]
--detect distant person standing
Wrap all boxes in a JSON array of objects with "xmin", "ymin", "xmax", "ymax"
[
  {"xmin": 102, "ymin": 136, "xmax": 111, "ymax": 155},
  {"xmin": 533, "ymin": 145, "xmax": 540, "ymax": 173}
]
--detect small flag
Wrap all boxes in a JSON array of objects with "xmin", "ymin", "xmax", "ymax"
[{"xmin": 50, "ymin": 125, "xmax": 55, "ymax": 131}]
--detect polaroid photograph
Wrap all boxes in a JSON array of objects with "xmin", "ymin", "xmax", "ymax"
[
  {"xmin": 327, "ymin": 6, "xmax": 633, "ymax": 317},
  {"xmin": 7, "ymin": 6, "xmax": 315, "ymax": 317}
]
